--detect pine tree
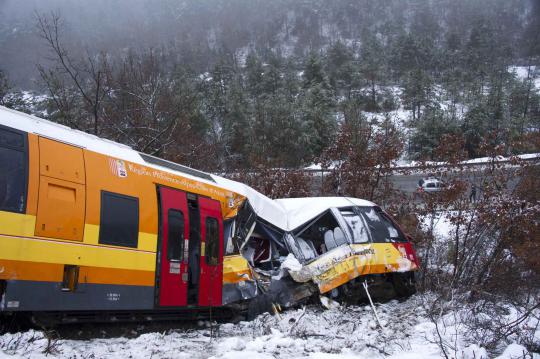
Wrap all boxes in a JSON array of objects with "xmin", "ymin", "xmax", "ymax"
[
  {"xmin": 300, "ymin": 52, "xmax": 336, "ymax": 158},
  {"xmin": 245, "ymin": 52, "xmax": 264, "ymax": 97},
  {"xmin": 410, "ymin": 106, "xmax": 460, "ymax": 160},
  {"xmin": 359, "ymin": 34, "xmax": 385, "ymax": 111}
]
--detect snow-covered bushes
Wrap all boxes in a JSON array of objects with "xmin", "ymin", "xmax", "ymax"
[{"xmin": 411, "ymin": 135, "xmax": 540, "ymax": 356}]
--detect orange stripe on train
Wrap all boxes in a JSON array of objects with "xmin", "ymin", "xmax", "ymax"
[{"xmin": 0, "ymin": 259, "xmax": 155, "ymax": 286}]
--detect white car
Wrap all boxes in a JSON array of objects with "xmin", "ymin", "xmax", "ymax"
[{"xmin": 417, "ymin": 177, "xmax": 445, "ymax": 193}]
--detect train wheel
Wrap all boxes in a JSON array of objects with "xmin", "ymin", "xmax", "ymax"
[
  {"xmin": 392, "ymin": 272, "xmax": 416, "ymax": 298},
  {"xmin": 246, "ymin": 294, "xmax": 273, "ymax": 321}
]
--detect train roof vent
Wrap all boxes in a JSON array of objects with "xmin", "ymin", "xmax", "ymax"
[{"xmin": 139, "ymin": 153, "xmax": 215, "ymax": 183}]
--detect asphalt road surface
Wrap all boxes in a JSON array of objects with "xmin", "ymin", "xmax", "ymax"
[
  {"xmin": 390, "ymin": 167, "xmax": 522, "ymax": 194},
  {"xmin": 307, "ymin": 166, "xmax": 525, "ymax": 196}
]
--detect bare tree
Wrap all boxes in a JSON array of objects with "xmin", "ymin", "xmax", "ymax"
[
  {"xmin": 412, "ymin": 131, "xmax": 540, "ymax": 354},
  {"xmin": 102, "ymin": 50, "xmax": 213, "ymax": 166},
  {"xmin": 319, "ymin": 115, "xmax": 404, "ymax": 206},
  {"xmin": 36, "ymin": 12, "xmax": 110, "ymax": 135}
]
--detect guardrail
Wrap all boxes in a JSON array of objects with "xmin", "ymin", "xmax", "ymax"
[{"xmin": 300, "ymin": 155, "xmax": 540, "ymax": 176}]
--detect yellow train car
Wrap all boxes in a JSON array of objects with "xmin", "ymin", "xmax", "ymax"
[{"xmin": 0, "ymin": 106, "xmax": 254, "ymax": 320}]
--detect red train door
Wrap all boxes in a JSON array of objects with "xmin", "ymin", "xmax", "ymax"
[
  {"xmin": 158, "ymin": 187, "xmax": 189, "ymax": 307},
  {"xmin": 198, "ymin": 197, "xmax": 224, "ymax": 307}
]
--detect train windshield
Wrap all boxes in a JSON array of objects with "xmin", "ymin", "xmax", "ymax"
[{"xmin": 356, "ymin": 207, "xmax": 406, "ymax": 243}]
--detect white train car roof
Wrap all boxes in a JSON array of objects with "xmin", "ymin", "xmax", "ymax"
[
  {"xmin": 0, "ymin": 106, "xmax": 136, "ymax": 160},
  {"xmin": 210, "ymin": 176, "xmax": 288, "ymax": 230},
  {"xmin": 275, "ymin": 197, "xmax": 376, "ymax": 231}
]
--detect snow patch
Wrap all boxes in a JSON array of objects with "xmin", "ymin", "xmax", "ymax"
[
  {"xmin": 1, "ymin": 297, "xmax": 536, "ymax": 358},
  {"xmin": 495, "ymin": 343, "xmax": 530, "ymax": 359}
]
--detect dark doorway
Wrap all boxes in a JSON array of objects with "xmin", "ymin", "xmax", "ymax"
[{"xmin": 187, "ymin": 195, "xmax": 201, "ymax": 305}]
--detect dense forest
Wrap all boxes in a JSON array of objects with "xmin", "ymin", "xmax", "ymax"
[{"xmin": 0, "ymin": 0, "xmax": 539, "ymax": 171}]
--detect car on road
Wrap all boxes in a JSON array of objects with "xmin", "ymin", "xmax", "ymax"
[{"xmin": 417, "ymin": 177, "xmax": 446, "ymax": 193}]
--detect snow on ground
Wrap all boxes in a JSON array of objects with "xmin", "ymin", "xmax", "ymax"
[
  {"xmin": 1, "ymin": 296, "xmax": 537, "ymax": 358},
  {"xmin": 419, "ymin": 211, "xmax": 455, "ymax": 240},
  {"xmin": 0, "ymin": 298, "xmax": 468, "ymax": 359}
]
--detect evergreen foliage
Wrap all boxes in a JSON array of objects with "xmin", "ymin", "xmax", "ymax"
[{"xmin": 0, "ymin": 0, "xmax": 538, "ymax": 168}]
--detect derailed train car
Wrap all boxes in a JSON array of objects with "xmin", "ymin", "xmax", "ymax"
[
  {"xmin": 0, "ymin": 105, "xmax": 418, "ymax": 324},
  {"xmin": 213, "ymin": 180, "xmax": 420, "ymax": 313}
]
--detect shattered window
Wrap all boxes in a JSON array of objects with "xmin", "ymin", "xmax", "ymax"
[
  {"xmin": 242, "ymin": 233, "xmax": 280, "ymax": 270},
  {"xmin": 341, "ymin": 211, "xmax": 369, "ymax": 243},
  {"xmin": 357, "ymin": 207, "xmax": 405, "ymax": 243},
  {"xmin": 224, "ymin": 219, "xmax": 239, "ymax": 255},
  {"xmin": 295, "ymin": 211, "xmax": 344, "ymax": 256},
  {"xmin": 296, "ymin": 238, "xmax": 317, "ymax": 261},
  {"xmin": 364, "ymin": 208, "xmax": 380, "ymax": 222}
]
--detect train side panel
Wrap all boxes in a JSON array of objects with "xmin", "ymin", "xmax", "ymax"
[{"xmin": 1, "ymin": 128, "xmax": 247, "ymax": 313}]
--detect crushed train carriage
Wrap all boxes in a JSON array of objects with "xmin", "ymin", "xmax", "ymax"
[
  {"xmin": 216, "ymin": 180, "xmax": 420, "ymax": 312},
  {"xmin": 0, "ymin": 105, "xmax": 419, "ymax": 324}
]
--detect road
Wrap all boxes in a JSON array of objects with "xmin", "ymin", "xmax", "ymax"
[{"xmin": 306, "ymin": 166, "xmax": 525, "ymax": 196}]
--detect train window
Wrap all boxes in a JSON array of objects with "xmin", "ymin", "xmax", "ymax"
[
  {"xmin": 357, "ymin": 207, "xmax": 406, "ymax": 243},
  {"xmin": 167, "ymin": 209, "xmax": 184, "ymax": 261},
  {"xmin": 99, "ymin": 191, "xmax": 139, "ymax": 248},
  {"xmin": 378, "ymin": 211, "xmax": 407, "ymax": 242},
  {"xmin": 294, "ymin": 211, "xmax": 341, "ymax": 256},
  {"xmin": 205, "ymin": 217, "xmax": 219, "ymax": 265},
  {"xmin": 341, "ymin": 210, "xmax": 370, "ymax": 243},
  {"xmin": 0, "ymin": 127, "xmax": 25, "ymax": 149},
  {"xmin": 0, "ymin": 126, "xmax": 27, "ymax": 213}
]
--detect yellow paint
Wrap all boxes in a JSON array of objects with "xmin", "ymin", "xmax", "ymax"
[
  {"xmin": 307, "ymin": 243, "xmax": 419, "ymax": 293},
  {"xmin": 0, "ymin": 130, "xmax": 250, "ymax": 294},
  {"xmin": 35, "ymin": 176, "xmax": 86, "ymax": 241},
  {"xmin": 0, "ymin": 212, "xmax": 36, "ymax": 237},
  {"xmin": 38, "ymin": 137, "xmax": 86, "ymax": 184},
  {"xmin": 83, "ymin": 223, "xmax": 100, "ymax": 245},
  {"xmin": 223, "ymin": 255, "xmax": 249, "ymax": 272},
  {"xmin": 83, "ymin": 224, "xmax": 156, "ymax": 252},
  {"xmin": 0, "ymin": 234, "xmax": 156, "ymax": 271},
  {"xmin": 0, "ymin": 258, "xmax": 155, "ymax": 286},
  {"xmin": 26, "ymin": 134, "xmax": 39, "ymax": 216},
  {"xmin": 223, "ymin": 254, "xmax": 252, "ymax": 284},
  {"xmin": 139, "ymin": 232, "xmax": 157, "ymax": 252},
  {"xmin": 0, "ymin": 214, "xmax": 157, "ymax": 254}
]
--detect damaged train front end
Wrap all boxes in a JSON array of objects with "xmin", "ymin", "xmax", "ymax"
[
  {"xmin": 277, "ymin": 198, "xmax": 419, "ymax": 304},
  {"xmin": 218, "ymin": 185, "xmax": 419, "ymax": 313}
]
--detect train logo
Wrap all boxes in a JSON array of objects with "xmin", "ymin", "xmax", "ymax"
[{"xmin": 108, "ymin": 158, "xmax": 128, "ymax": 178}]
